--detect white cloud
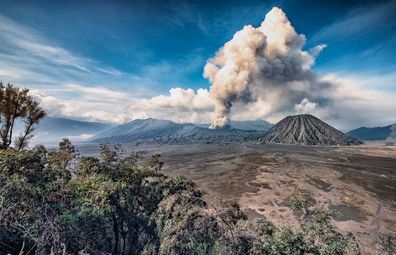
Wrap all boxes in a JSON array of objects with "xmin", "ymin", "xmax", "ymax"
[
  {"xmin": 0, "ymin": 14, "xmax": 120, "ymax": 78},
  {"xmin": 65, "ymin": 84, "xmax": 127, "ymax": 100},
  {"xmin": 135, "ymin": 87, "xmax": 213, "ymax": 111},
  {"xmin": 30, "ymin": 85, "xmax": 215, "ymax": 124},
  {"xmin": 311, "ymin": 0, "xmax": 396, "ymax": 42},
  {"xmin": 315, "ymin": 73, "xmax": 396, "ymax": 130},
  {"xmin": 294, "ymin": 98, "xmax": 318, "ymax": 113},
  {"xmin": 0, "ymin": 13, "xmax": 132, "ymax": 110},
  {"xmin": 127, "ymin": 87, "xmax": 215, "ymax": 123},
  {"xmin": 29, "ymin": 87, "xmax": 131, "ymax": 124}
]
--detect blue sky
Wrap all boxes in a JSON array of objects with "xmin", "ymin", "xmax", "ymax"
[{"xmin": 0, "ymin": 0, "xmax": 395, "ymax": 129}]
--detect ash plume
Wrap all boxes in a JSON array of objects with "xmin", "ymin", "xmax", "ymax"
[{"xmin": 204, "ymin": 7, "xmax": 327, "ymax": 128}]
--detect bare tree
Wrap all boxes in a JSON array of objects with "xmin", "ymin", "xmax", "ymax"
[
  {"xmin": 0, "ymin": 82, "xmax": 46, "ymax": 150},
  {"xmin": 15, "ymin": 100, "xmax": 46, "ymax": 150}
]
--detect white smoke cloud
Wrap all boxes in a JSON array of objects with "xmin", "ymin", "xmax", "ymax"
[
  {"xmin": 294, "ymin": 98, "xmax": 318, "ymax": 113},
  {"xmin": 127, "ymin": 87, "xmax": 215, "ymax": 123},
  {"xmin": 203, "ymin": 7, "xmax": 327, "ymax": 128}
]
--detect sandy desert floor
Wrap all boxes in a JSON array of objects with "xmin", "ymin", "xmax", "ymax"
[{"xmin": 78, "ymin": 142, "xmax": 396, "ymax": 254}]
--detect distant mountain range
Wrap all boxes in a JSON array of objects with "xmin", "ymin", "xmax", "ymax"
[
  {"xmin": 347, "ymin": 124, "xmax": 396, "ymax": 141},
  {"xmin": 91, "ymin": 118, "xmax": 267, "ymax": 144},
  {"xmin": 22, "ymin": 115, "xmax": 396, "ymax": 146},
  {"xmin": 37, "ymin": 117, "xmax": 113, "ymax": 135},
  {"xmin": 259, "ymin": 114, "xmax": 362, "ymax": 145},
  {"xmin": 14, "ymin": 116, "xmax": 113, "ymax": 145}
]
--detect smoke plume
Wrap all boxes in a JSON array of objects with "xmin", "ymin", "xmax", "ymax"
[{"xmin": 204, "ymin": 7, "xmax": 327, "ymax": 128}]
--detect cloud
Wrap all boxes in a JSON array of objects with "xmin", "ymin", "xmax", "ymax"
[
  {"xmin": 0, "ymin": 13, "xmax": 131, "ymax": 106},
  {"xmin": 0, "ymin": 14, "xmax": 120, "ymax": 79},
  {"xmin": 29, "ymin": 86, "xmax": 132, "ymax": 124},
  {"xmin": 66, "ymin": 84, "xmax": 127, "ymax": 100},
  {"xmin": 30, "ymin": 85, "xmax": 215, "ymax": 124},
  {"xmin": 168, "ymin": 1, "xmax": 209, "ymax": 35},
  {"xmin": 203, "ymin": 7, "xmax": 327, "ymax": 128},
  {"xmin": 135, "ymin": 87, "xmax": 213, "ymax": 111},
  {"xmin": 127, "ymin": 87, "xmax": 214, "ymax": 123},
  {"xmin": 294, "ymin": 98, "xmax": 318, "ymax": 113},
  {"xmin": 314, "ymin": 73, "xmax": 396, "ymax": 130},
  {"xmin": 311, "ymin": 0, "xmax": 396, "ymax": 42},
  {"xmin": 0, "ymin": 14, "xmax": 164, "ymax": 124}
]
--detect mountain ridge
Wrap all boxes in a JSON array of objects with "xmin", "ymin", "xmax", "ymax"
[
  {"xmin": 14, "ymin": 116, "xmax": 114, "ymax": 145},
  {"xmin": 91, "ymin": 118, "xmax": 266, "ymax": 144},
  {"xmin": 347, "ymin": 124, "xmax": 396, "ymax": 141}
]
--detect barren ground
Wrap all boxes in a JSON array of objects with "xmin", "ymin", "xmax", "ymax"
[{"xmin": 78, "ymin": 142, "xmax": 396, "ymax": 254}]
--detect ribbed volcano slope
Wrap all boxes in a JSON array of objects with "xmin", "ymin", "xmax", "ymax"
[{"xmin": 259, "ymin": 114, "xmax": 362, "ymax": 145}]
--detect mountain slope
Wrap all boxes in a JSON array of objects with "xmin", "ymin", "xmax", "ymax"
[
  {"xmin": 37, "ymin": 117, "xmax": 112, "ymax": 134},
  {"xmin": 389, "ymin": 125, "xmax": 396, "ymax": 140},
  {"xmin": 347, "ymin": 124, "xmax": 395, "ymax": 141},
  {"xmin": 15, "ymin": 116, "xmax": 113, "ymax": 145},
  {"xmin": 91, "ymin": 118, "xmax": 265, "ymax": 144},
  {"xmin": 259, "ymin": 114, "xmax": 362, "ymax": 145},
  {"xmin": 197, "ymin": 119, "xmax": 272, "ymax": 131}
]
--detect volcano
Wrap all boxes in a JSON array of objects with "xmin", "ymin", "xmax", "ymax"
[{"xmin": 259, "ymin": 114, "xmax": 362, "ymax": 145}]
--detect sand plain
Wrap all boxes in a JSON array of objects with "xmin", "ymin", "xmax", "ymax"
[{"xmin": 78, "ymin": 142, "xmax": 396, "ymax": 254}]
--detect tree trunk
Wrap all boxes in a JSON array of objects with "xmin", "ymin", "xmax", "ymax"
[
  {"xmin": 17, "ymin": 123, "xmax": 33, "ymax": 150},
  {"xmin": 7, "ymin": 116, "xmax": 15, "ymax": 147},
  {"xmin": 121, "ymin": 231, "xmax": 126, "ymax": 255},
  {"xmin": 1, "ymin": 119, "xmax": 11, "ymax": 148},
  {"xmin": 111, "ymin": 213, "xmax": 119, "ymax": 255}
]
